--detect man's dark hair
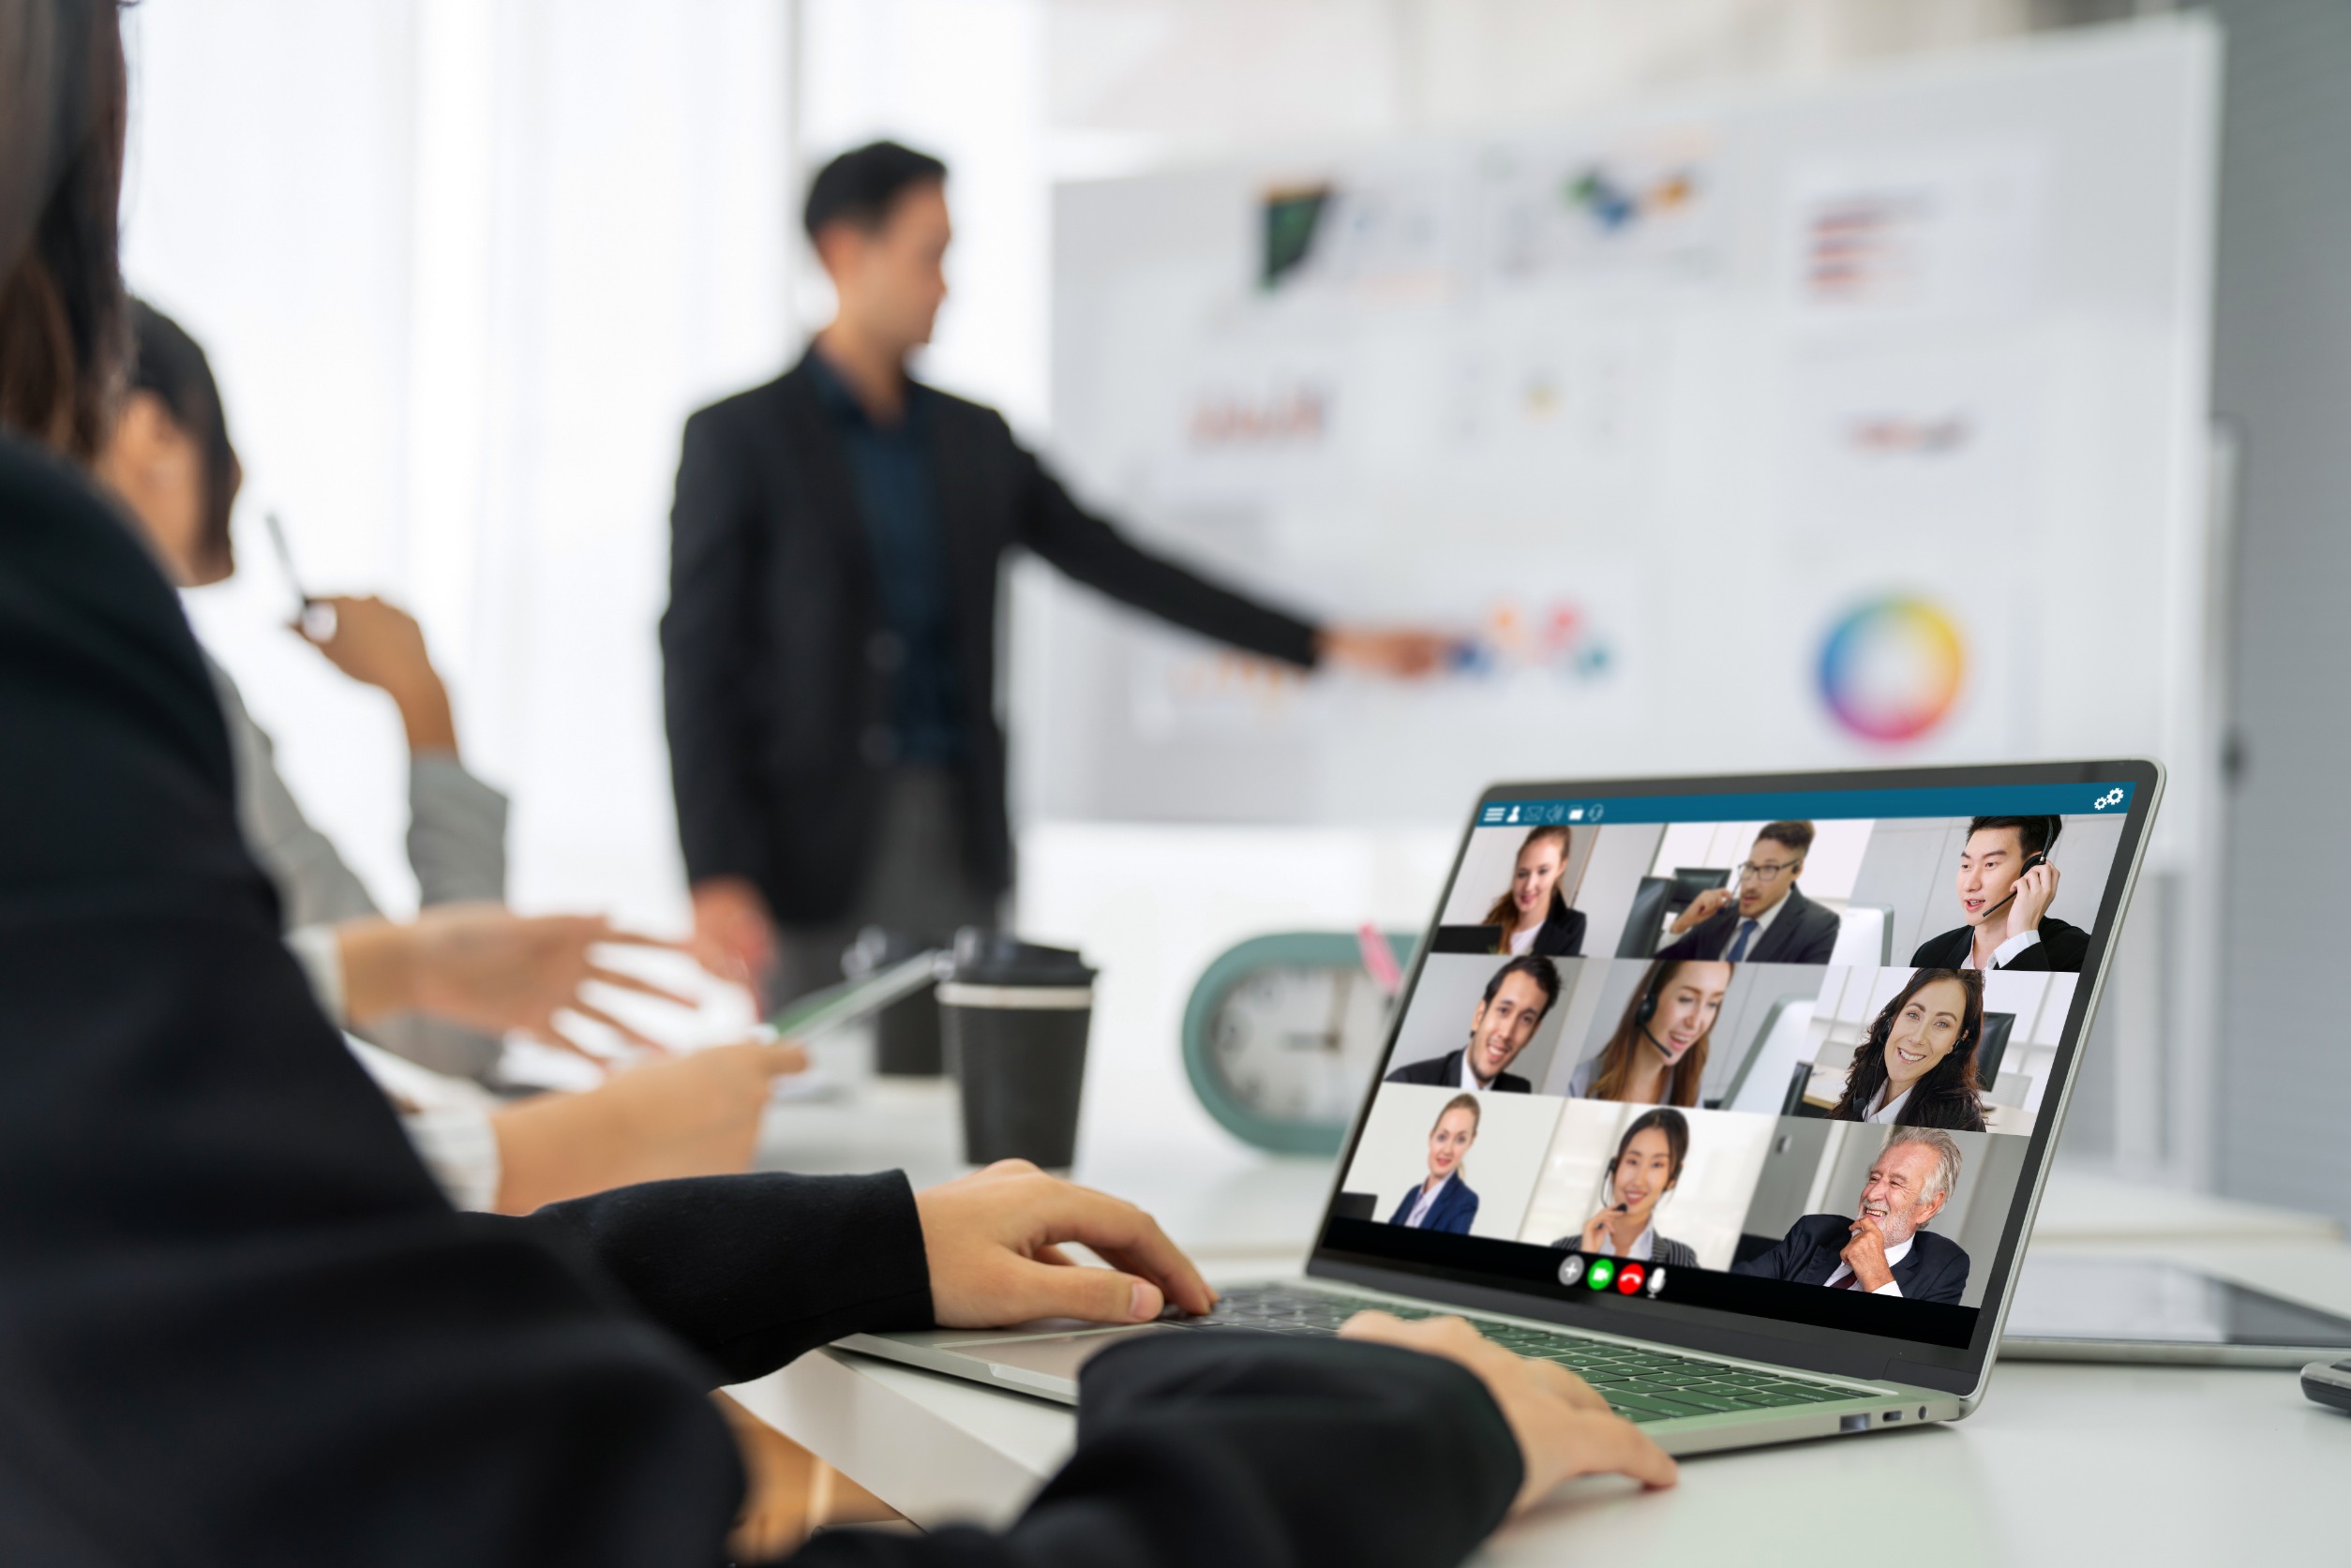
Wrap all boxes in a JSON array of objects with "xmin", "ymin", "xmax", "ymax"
[
  {"xmin": 0, "ymin": 0, "xmax": 129, "ymax": 461},
  {"xmin": 127, "ymin": 299, "xmax": 238, "ymax": 579},
  {"xmin": 1966, "ymin": 815, "xmax": 2061, "ymax": 860},
  {"xmin": 1480, "ymin": 954, "xmax": 1561, "ymax": 1019},
  {"xmin": 1756, "ymin": 821, "xmax": 1815, "ymax": 858},
  {"xmin": 802, "ymin": 140, "xmax": 948, "ymax": 242}
]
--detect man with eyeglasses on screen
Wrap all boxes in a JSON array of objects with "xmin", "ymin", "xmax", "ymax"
[{"xmin": 1656, "ymin": 821, "xmax": 1840, "ymax": 965}]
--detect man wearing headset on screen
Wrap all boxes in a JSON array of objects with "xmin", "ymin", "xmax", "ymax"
[
  {"xmin": 1385, "ymin": 956, "xmax": 1560, "ymax": 1094},
  {"xmin": 1655, "ymin": 821, "xmax": 1840, "ymax": 965},
  {"xmin": 1909, "ymin": 815, "xmax": 2088, "ymax": 973}
]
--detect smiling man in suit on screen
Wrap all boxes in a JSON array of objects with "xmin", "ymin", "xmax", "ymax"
[
  {"xmin": 1385, "ymin": 956, "xmax": 1559, "ymax": 1095},
  {"xmin": 1734, "ymin": 1130, "xmax": 1970, "ymax": 1305}
]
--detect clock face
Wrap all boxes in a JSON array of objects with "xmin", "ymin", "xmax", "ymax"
[{"xmin": 1208, "ymin": 964, "xmax": 1394, "ymax": 1125}]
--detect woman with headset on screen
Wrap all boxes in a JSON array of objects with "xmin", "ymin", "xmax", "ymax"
[
  {"xmin": 1564, "ymin": 960, "xmax": 1730, "ymax": 1106},
  {"xmin": 1389, "ymin": 1094, "xmax": 1483, "ymax": 1235},
  {"xmin": 1827, "ymin": 968, "xmax": 1989, "ymax": 1132},
  {"xmin": 1553, "ymin": 1109, "xmax": 1700, "ymax": 1268},
  {"xmin": 1480, "ymin": 825, "xmax": 1587, "ymax": 957}
]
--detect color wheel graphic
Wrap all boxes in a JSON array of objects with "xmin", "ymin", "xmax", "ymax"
[{"xmin": 1817, "ymin": 597, "xmax": 1965, "ymax": 742}]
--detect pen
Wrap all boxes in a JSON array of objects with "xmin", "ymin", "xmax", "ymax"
[{"xmin": 265, "ymin": 512, "xmax": 338, "ymax": 643}]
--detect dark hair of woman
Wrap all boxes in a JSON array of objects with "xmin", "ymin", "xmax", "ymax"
[
  {"xmin": 1603, "ymin": 1108, "xmax": 1688, "ymax": 1204},
  {"xmin": 1828, "ymin": 966, "xmax": 1988, "ymax": 1132},
  {"xmin": 1479, "ymin": 823, "xmax": 1571, "ymax": 929},
  {"xmin": 0, "ymin": 0, "xmax": 129, "ymax": 460},
  {"xmin": 1583, "ymin": 959, "xmax": 1713, "ymax": 1107},
  {"xmin": 125, "ymin": 298, "xmax": 241, "ymax": 579}
]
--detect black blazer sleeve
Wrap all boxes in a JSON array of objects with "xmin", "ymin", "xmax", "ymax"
[
  {"xmin": 1993, "ymin": 917, "xmax": 2089, "ymax": 973},
  {"xmin": 661, "ymin": 406, "xmax": 772, "ymax": 888},
  {"xmin": 1899, "ymin": 1234, "xmax": 1972, "ymax": 1306},
  {"xmin": 522, "ymin": 1172, "xmax": 933, "ymax": 1384},
  {"xmin": 1011, "ymin": 438, "xmax": 1323, "ymax": 668},
  {"xmin": 1533, "ymin": 908, "xmax": 1586, "ymax": 957},
  {"xmin": 1384, "ymin": 1051, "xmax": 1454, "ymax": 1086},
  {"xmin": 1782, "ymin": 898, "xmax": 1841, "ymax": 964},
  {"xmin": 1908, "ymin": 927, "xmax": 1968, "ymax": 968},
  {"xmin": 1908, "ymin": 918, "xmax": 2087, "ymax": 973},
  {"xmin": 1655, "ymin": 911, "xmax": 1728, "ymax": 963},
  {"xmin": 1730, "ymin": 1217, "xmax": 1829, "ymax": 1282},
  {"xmin": 794, "ymin": 1334, "xmax": 1520, "ymax": 1568}
]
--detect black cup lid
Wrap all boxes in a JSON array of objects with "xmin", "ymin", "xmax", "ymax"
[{"xmin": 950, "ymin": 928, "xmax": 1095, "ymax": 987}]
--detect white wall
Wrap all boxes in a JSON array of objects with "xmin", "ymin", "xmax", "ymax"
[{"xmin": 124, "ymin": 0, "xmax": 797, "ymax": 927}]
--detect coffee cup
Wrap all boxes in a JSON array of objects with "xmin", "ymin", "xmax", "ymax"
[{"xmin": 938, "ymin": 931, "xmax": 1096, "ymax": 1169}]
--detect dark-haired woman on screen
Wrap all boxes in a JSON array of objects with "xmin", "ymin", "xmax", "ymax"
[
  {"xmin": 1480, "ymin": 824, "xmax": 1587, "ymax": 957},
  {"xmin": 1827, "ymin": 968, "xmax": 1989, "ymax": 1132},
  {"xmin": 1564, "ymin": 959, "xmax": 1730, "ymax": 1106},
  {"xmin": 1553, "ymin": 1109, "xmax": 1700, "ymax": 1268}
]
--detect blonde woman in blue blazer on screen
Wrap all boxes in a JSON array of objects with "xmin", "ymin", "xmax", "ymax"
[{"xmin": 1390, "ymin": 1094, "xmax": 1482, "ymax": 1235}]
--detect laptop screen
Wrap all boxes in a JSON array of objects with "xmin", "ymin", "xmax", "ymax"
[{"xmin": 1314, "ymin": 762, "xmax": 2159, "ymax": 1385}]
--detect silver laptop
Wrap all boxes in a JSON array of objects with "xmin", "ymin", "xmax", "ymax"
[{"xmin": 842, "ymin": 761, "xmax": 2162, "ymax": 1457}]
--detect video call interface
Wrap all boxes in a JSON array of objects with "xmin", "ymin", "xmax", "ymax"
[{"xmin": 1326, "ymin": 780, "xmax": 2139, "ymax": 1351}]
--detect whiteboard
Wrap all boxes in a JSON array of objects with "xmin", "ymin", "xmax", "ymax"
[{"xmin": 1024, "ymin": 20, "xmax": 2217, "ymax": 837}]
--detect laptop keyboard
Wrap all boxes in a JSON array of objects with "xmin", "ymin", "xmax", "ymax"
[{"xmin": 1176, "ymin": 1285, "xmax": 1869, "ymax": 1424}]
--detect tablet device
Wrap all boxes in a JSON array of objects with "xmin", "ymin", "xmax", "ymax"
[{"xmin": 1999, "ymin": 1254, "xmax": 2351, "ymax": 1366}]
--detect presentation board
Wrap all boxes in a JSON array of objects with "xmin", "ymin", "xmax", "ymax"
[{"xmin": 1025, "ymin": 21, "xmax": 2216, "ymax": 842}]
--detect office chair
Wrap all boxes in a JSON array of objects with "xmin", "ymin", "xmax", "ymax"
[
  {"xmin": 1780, "ymin": 1059, "xmax": 1826, "ymax": 1118},
  {"xmin": 1616, "ymin": 876, "xmax": 1674, "ymax": 959}
]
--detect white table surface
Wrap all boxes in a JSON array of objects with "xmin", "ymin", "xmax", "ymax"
[{"xmin": 740, "ymin": 1075, "xmax": 2351, "ymax": 1563}]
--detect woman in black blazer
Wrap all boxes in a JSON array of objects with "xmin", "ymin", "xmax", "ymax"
[{"xmin": 1479, "ymin": 824, "xmax": 1588, "ymax": 957}]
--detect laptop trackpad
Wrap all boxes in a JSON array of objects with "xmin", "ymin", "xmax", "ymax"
[{"xmin": 982, "ymin": 1325, "xmax": 1178, "ymax": 1391}]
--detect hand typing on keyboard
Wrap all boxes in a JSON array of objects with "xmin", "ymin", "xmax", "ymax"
[{"xmin": 1340, "ymin": 1310, "xmax": 1678, "ymax": 1513}]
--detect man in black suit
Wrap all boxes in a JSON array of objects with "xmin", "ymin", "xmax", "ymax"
[
  {"xmin": 665, "ymin": 142, "xmax": 1446, "ymax": 1000},
  {"xmin": 1656, "ymin": 821, "xmax": 1841, "ymax": 965},
  {"xmin": 1385, "ymin": 955, "xmax": 1561, "ymax": 1094},
  {"xmin": 1734, "ymin": 1130, "xmax": 1970, "ymax": 1305},
  {"xmin": 1909, "ymin": 815, "xmax": 2089, "ymax": 973}
]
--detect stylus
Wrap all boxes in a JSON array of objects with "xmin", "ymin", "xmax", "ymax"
[
  {"xmin": 266, "ymin": 513, "xmax": 338, "ymax": 643},
  {"xmin": 264, "ymin": 511, "xmax": 308, "ymax": 605}
]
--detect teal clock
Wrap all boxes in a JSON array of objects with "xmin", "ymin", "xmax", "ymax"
[{"xmin": 1181, "ymin": 932, "xmax": 1419, "ymax": 1156}]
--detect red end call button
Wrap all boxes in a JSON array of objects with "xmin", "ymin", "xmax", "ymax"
[{"xmin": 1615, "ymin": 1262, "xmax": 1645, "ymax": 1295}]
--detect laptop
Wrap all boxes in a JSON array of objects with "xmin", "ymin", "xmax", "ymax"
[{"xmin": 840, "ymin": 760, "xmax": 2162, "ymax": 1456}]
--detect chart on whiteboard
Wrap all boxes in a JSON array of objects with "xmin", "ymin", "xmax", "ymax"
[{"xmin": 1034, "ymin": 26, "xmax": 2213, "ymax": 826}]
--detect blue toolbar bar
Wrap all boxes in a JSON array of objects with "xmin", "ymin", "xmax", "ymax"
[{"xmin": 1475, "ymin": 782, "xmax": 2135, "ymax": 829}]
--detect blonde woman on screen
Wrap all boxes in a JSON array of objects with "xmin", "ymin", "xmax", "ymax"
[{"xmin": 1388, "ymin": 1094, "xmax": 1483, "ymax": 1235}]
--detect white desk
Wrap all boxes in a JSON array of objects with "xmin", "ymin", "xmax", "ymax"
[{"xmin": 741, "ymin": 1080, "xmax": 2351, "ymax": 1563}]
